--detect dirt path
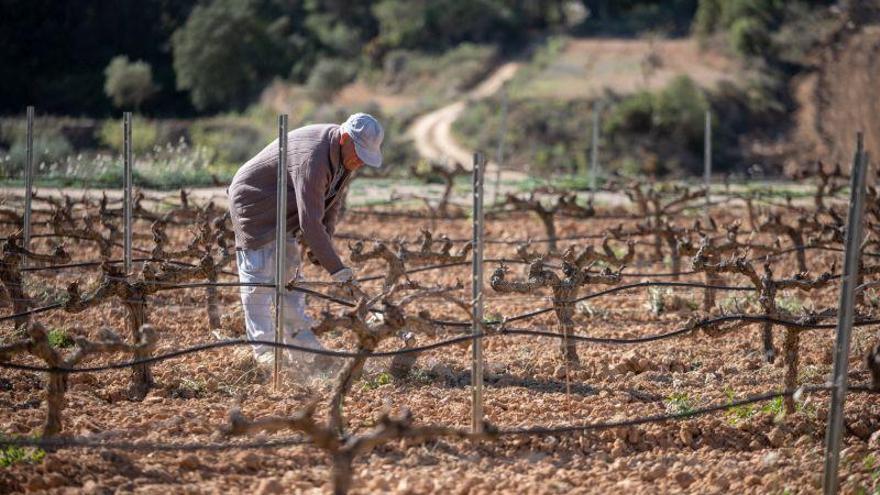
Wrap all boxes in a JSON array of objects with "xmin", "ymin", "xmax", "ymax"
[
  {"xmin": 407, "ymin": 62, "xmax": 525, "ymax": 187},
  {"xmin": 406, "ymin": 37, "xmax": 740, "ymax": 189}
]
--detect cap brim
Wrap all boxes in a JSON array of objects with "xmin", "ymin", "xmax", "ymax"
[{"xmin": 354, "ymin": 142, "xmax": 382, "ymax": 168}]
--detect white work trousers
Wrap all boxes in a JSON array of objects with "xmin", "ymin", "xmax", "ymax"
[{"xmin": 236, "ymin": 235, "xmax": 322, "ymax": 359}]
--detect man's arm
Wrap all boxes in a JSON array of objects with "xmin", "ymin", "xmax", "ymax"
[{"xmin": 291, "ymin": 159, "xmax": 345, "ymax": 274}]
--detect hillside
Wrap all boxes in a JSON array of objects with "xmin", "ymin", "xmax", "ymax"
[{"xmin": 793, "ymin": 24, "xmax": 880, "ymax": 169}]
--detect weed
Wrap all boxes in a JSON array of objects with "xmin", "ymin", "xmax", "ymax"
[
  {"xmin": 776, "ymin": 293, "xmax": 805, "ymax": 314},
  {"xmin": 724, "ymin": 387, "xmax": 756, "ymax": 424},
  {"xmin": 762, "ymin": 396, "xmax": 786, "ymax": 422},
  {"xmin": 407, "ymin": 368, "xmax": 432, "ymax": 385},
  {"xmin": 170, "ymin": 378, "xmax": 207, "ymax": 399},
  {"xmin": 576, "ymin": 301, "xmax": 609, "ymax": 319},
  {"xmin": 47, "ymin": 328, "xmax": 74, "ymax": 349},
  {"xmin": 647, "ymin": 287, "xmax": 698, "ymax": 315},
  {"xmin": 719, "ymin": 293, "xmax": 757, "ymax": 313},
  {"xmin": 483, "ymin": 312, "xmax": 503, "ymax": 325},
  {"xmin": 361, "ymin": 372, "xmax": 392, "ymax": 391},
  {"xmin": 665, "ymin": 392, "xmax": 695, "ymax": 415},
  {"xmin": 0, "ymin": 441, "xmax": 45, "ymax": 468}
]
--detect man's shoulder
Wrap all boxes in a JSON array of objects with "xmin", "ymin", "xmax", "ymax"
[{"xmin": 290, "ymin": 123, "xmax": 340, "ymax": 143}]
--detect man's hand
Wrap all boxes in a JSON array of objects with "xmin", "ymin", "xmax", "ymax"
[{"xmin": 330, "ymin": 267, "xmax": 363, "ymax": 300}]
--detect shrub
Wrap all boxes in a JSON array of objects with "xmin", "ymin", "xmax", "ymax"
[
  {"xmin": 604, "ymin": 91, "xmax": 654, "ymax": 135},
  {"xmin": 103, "ymin": 56, "xmax": 158, "ymax": 110},
  {"xmin": 98, "ymin": 118, "xmax": 158, "ymax": 154},
  {"xmin": 4, "ymin": 133, "xmax": 73, "ymax": 178},
  {"xmin": 306, "ymin": 58, "xmax": 358, "ymax": 100},
  {"xmin": 652, "ymin": 75, "xmax": 709, "ymax": 150},
  {"xmin": 729, "ymin": 16, "xmax": 773, "ymax": 57},
  {"xmin": 172, "ymin": 0, "xmax": 283, "ymax": 111},
  {"xmin": 190, "ymin": 120, "xmax": 265, "ymax": 167}
]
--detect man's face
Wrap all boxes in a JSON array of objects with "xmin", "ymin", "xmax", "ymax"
[{"xmin": 340, "ymin": 133, "xmax": 364, "ymax": 172}]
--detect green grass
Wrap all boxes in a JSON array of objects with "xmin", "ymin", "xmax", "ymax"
[
  {"xmin": 47, "ymin": 328, "xmax": 74, "ymax": 349},
  {"xmin": 776, "ymin": 293, "xmax": 805, "ymax": 314},
  {"xmin": 0, "ymin": 441, "xmax": 45, "ymax": 468},
  {"xmin": 725, "ymin": 387, "xmax": 756, "ymax": 424}
]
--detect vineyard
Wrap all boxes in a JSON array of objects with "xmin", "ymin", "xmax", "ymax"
[{"xmin": 1, "ymin": 155, "xmax": 880, "ymax": 493}]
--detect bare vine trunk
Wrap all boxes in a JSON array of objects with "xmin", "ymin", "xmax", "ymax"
[
  {"xmin": 539, "ymin": 212, "xmax": 557, "ymax": 252},
  {"xmin": 554, "ymin": 287, "xmax": 579, "ymax": 365},
  {"xmin": 206, "ymin": 273, "xmax": 221, "ymax": 329},
  {"xmin": 703, "ymin": 272, "xmax": 720, "ymax": 311},
  {"xmin": 329, "ymin": 354, "xmax": 367, "ymax": 435},
  {"xmin": 125, "ymin": 288, "xmax": 154, "ymax": 400},
  {"xmin": 782, "ymin": 328, "xmax": 800, "ymax": 414}
]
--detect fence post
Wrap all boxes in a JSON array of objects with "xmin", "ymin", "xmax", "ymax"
[
  {"xmin": 704, "ymin": 110, "xmax": 712, "ymax": 214},
  {"xmin": 273, "ymin": 114, "xmax": 289, "ymax": 391},
  {"xmin": 471, "ymin": 151, "xmax": 485, "ymax": 433},
  {"xmin": 590, "ymin": 100, "xmax": 600, "ymax": 197},
  {"xmin": 492, "ymin": 87, "xmax": 508, "ymax": 205},
  {"xmin": 22, "ymin": 106, "xmax": 35, "ymax": 267},
  {"xmin": 123, "ymin": 112, "xmax": 133, "ymax": 275},
  {"xmin": 821, "ymin": 133, "xmax": 869, "ymax": 495}
]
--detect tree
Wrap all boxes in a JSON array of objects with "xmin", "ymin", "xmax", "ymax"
[
  {"xmin": 103, "ymin": 55, "xmax": 158, "ymax": 110},
  {"xmin": 171, "ymin": 0, "xmax": 283, "ymax": 111}
]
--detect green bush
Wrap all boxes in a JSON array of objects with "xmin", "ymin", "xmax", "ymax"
[
  {"xmin": 103, "ymin": 55, "xmax": 158, "ymax": 110},
  {"xmin": 306, "ymin": 58, "xmax": 358, "ymax": 100},
  {"xmin": 4, "ymin": 133, "xmax": 73, "ymax": 178},
  {"xmin": 729, "ymin": 16, "xmax": 773, "ymax": 57},
  {"xmin": 190, "ymin": 120, "xmax": 265, "ymax": 167},
  {"xmin": 98, "ymin": 119, "xmax": 158, "ymax": 154},
  {"xmin": 652, "ymin": 76, "xmax": 709, "ymax": 150},
  {"xmin": 604, "ymin": 91, "xmax": 654, "ymax": 134}
]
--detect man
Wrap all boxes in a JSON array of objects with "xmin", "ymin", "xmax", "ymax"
[{"xmin": 228, "ymin": 113, "xmax": 384, "ymax": 368}]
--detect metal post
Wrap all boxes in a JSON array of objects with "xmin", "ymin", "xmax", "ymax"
[
  {"xmin": 704, "ymin": 110, "xmax": 712, "ymax": 212},
  {"xmin": 492, "ymin": 88, "xmax": 509, "ymax": 205},
  {"xmin": 822, "ymin": 133, "xmax": 869, "ymax": 495},
  {"xmin": 590, "ymin": 101, "xmax": 600, "ymax": 196},
  {"xmin": 123, "ymin": 112, "xmax": 133, "ymax": 275},
  {"xmin": 22, "ymin": 106, "xmax": 35, "ymax": 267},
  {"xmin": 273, "ymin": 114, "xmax": 289, "ymax": 390},
  {"xmin": 471, "ymin": 152, "xmax": 485, "ymax": 433}
]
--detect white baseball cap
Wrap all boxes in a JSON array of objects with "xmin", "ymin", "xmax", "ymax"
[{"xmin": 341, "ymin": 113, "xmax": 384, "ymax": 168}]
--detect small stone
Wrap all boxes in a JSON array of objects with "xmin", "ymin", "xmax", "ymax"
[
  {"xmin": 679, "ymin": 426, "xmax": 694, "ymax": 447},
  {"xmin": 234, "ymin": 451, "xmax": 261, "ymax": 470},
  {"xmin": 675, "ymin": 472, "xmax": 695, "ymax": 488},
  {"xmin": 869, "ymin": 430, "xmax": 880, "ymax": 450},
  {"xmin": 178, "ymin": 454, "xmax": 200, "ymax": 470},
  {"xmin": 610, "ymin": 439, "xmax": 626, "ymax": 457},
  {"xmin": 795, "ymin": 434, "xmax": 812, "ymax": 448},
  {"xmin": 767, "ymin": 427, "xmax": 785, "ymax": 447},
  {"xmin": 25, "ymin": 476, "xmax": 47, "ymax": 491},
  {"xmin": 642, "ymin": 465, "xmax": 667, "ymax": 482},
  {"xmin": 745, "ymin": 475, "xmax": 761, "ymax": 486},
  {"xmin": 763, "ymin": 451, "xmax": 780, "ymax": 466},
  {"xmin": 254, "ymin": 478, "xmax": 283, "ymax": 495},
  {"xmin": 711, "ymin": 476, "xmax": 730, "ymax": 490},
  {"xmin": 44, "ymin": 473, "xmax": 66, "ymax": 488},
  {"xmin": 849, "ymin": 420, "xmax": 871, "ymax": 440}
]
